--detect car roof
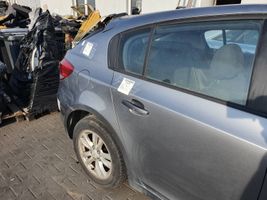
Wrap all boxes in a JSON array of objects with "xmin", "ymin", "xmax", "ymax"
[{"xmin": 106, "ymin": 4, "xmax": 267, "ymax": 33}]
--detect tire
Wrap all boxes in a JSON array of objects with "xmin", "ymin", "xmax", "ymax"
[{"xmin": 73, "ymin": 115, "xmax": 126, "ymax": 188}]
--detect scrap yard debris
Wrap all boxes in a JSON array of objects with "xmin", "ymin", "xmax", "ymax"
[
  {"xmin": 0, "ymin": 1, "xmax": 120, "ymax": 124},
  {"xmin": 9, "ymin": 10, "xmax": 60, "ymax": 118},
  {"xmin": 0, "ymin": 1, "xmax": 31, "ymax": 28}
]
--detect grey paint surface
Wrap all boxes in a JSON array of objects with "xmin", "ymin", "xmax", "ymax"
[
  {"xmin": 58, "ymin": 5, "xmax": 267, "ymax": 200},
  {"xmin": 111, "ymin": 73, "xmax": 267, "ymax": 200}
]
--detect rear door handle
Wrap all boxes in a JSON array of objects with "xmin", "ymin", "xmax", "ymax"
[{"xmin": 122, "ymin": 99, "xmax": 149, "ymax": 116}]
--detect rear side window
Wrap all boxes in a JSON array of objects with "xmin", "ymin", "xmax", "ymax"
[
  {"xmin": 205, "ymin": 30, "xmax": 224, "ymax": 49},
  {"xmin": 118, "ymin": 28, "xmax": 151, "ymax": 75},
  {"xmin": 205, "ymin": 29, "xmax": 259, "ymax": 53},
  {"xmin": 145, "ymin": 20, "xmax": 262, "ymax": 105}
]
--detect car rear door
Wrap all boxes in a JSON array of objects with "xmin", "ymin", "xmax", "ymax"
[{"xmin": 110, "ymin": 19, "xmax": 267, "ymax": 200}]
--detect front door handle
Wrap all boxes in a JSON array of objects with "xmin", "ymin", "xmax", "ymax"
[{"xmin": 122, "ymin": 99, "xmax": 149, "ymax": 116}]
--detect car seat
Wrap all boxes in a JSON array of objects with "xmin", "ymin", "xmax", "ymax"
[
  {"xmin": 173, "ymin": 47, "xmax": 209, "ymax": 92},
  {"xmin": 205, "ymin": 44, "xmax": 248, "ymax": 104},
  {"xmin": 146, "ymin": 41, "xmax": 193, "ymax": 85}
]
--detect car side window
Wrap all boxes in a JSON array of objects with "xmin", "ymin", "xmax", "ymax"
[
  {"xmin": 145, "ymin": 20, "xmax": 262, "ymax": 105},
  {"xmin": 205, "ymin": 29, "xmax": 259, "ymax": 53},
  {"xmin": 205, "ymin": 30, "xmax": 224, "ymax": 49},
  {"xmin": 118, "ymin": 28, "xmax": 151, "ymax": 75}
]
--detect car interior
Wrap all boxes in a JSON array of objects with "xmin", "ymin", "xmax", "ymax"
[
  {"xmin": 122, "ymin": 21, "xmax": 261, "ymax": 105},
  {"xmin": 122, "ymin": 31, "xmax": 150, "ymax": 75},
  {"xmin": 147, "ymin": 31, "xmax": 254, "ymax": 104}
]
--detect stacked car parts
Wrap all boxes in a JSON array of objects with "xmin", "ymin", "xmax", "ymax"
[{"xmin": 9, "ymin": 10, "xmax": 60, "ymax": 119}]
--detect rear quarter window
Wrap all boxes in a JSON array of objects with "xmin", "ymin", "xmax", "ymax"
[{"xmin": 117, "ymin": 28, "xmax": 151, "ymax": 75}]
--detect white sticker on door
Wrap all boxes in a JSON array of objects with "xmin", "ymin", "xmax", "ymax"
[
  {"xmin": 117, "ymin": 78, "xmax": 135, "ymax": 95},
  {"xmin": 83, "ymin": 42, "xmax": 93, "ymax": 56}
]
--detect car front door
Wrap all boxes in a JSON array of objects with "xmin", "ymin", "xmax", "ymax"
[{"xmin": 111, "ymin": 19, "xmax": 267, "ymax": 200}]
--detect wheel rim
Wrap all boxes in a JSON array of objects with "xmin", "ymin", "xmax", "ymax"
[{"xmin": 78, "ymin": 130, "xmax": 112, "ymax": 180}]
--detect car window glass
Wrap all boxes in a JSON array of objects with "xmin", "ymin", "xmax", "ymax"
[
  {"xmin": 205, "ymin": 29, "xmax": 259, "ymax": 53},
  {"xmin": 145, "ymin": 20, "xmax": 262, "ymax": 105},
  {"xmin": 119, "ymin": 28, "xmax": 151, "ymax": 75},
  {"xmin": 205, "ymin": 30, "xmax": 224, "ymax": 49}
]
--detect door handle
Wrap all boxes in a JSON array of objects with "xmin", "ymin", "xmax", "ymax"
[{"xmin": 122, "ymin": 99, "xmax": 149, "ymax": 116}]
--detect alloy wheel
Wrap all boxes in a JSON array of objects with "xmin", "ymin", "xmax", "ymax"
[{"xmin": 78, "ymin": 130, "xmax": 112, "ymax": 180}]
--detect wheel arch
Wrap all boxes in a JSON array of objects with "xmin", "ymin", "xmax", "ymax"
[
  {"xmin": 67, "ymin": 105, "xmax": 117, "ymax": 140},
  {"xmin": 66, "ymin": 105, "xmax": 128, "ymax": 168}
]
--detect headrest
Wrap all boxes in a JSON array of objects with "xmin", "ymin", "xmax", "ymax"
[{"xmin": 210, "ymin": 44, "xmax": 244, "ymax": 80}]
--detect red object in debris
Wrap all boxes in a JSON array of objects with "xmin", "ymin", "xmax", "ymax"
[{"xmin": 59, "ymin": 59, "xmax": 74, "ymax": 80}]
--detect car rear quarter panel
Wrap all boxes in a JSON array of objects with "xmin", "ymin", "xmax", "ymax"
[
  {"xmin": 58, "ymin": 30, "xmax": 121, "ymax": 137},
  {"xmin": 58, "ymin": 30, "xmax": 143, "ymax": 190}
]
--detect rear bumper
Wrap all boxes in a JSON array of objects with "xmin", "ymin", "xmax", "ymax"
[{"xmin": 57, "ymin": 97, "xmax": 72, "ymax": 137}]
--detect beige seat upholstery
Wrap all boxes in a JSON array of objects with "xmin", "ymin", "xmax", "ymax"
[
  {"xmin": 209, "ymin": 44, "xmax": 244, "ymax": 80},
  {"xmin": 173, "ymin": 44, "xmax": 249, "ymax": 105},
  {"xmin": 173, "ymin": 47, "xmax": 209, "ymax": 92},
  {"xmin": 205, "ymin": 44, "xmax": 248, "ymax": 104},
  {"xmin": 146, "ymin": 42, "xmax": 192, "ymax": 84}
]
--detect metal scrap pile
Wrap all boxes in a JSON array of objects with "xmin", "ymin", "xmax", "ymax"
[
  {"xmin": 9, "ymin": 9, "xmax": 62, "ymax": 118},
  {"xmin": 0, "ymin": 2, "xmax": 31, "ymax": 28},
  {"xmin": 56, "ymin": 5, "xmax": 100, "ymax": 49},
  {"xmin": 0, "ymin": 2, "xmax": 105, "ymax": 123},
  {"xmin": 0, "ymin": 6, "xmax": 65, "ymax": 122},
  {"xmin": 54, "ymin": 16, "xmax": 82, "ymax": 49}
]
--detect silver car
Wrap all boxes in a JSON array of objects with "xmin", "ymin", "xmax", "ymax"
[{"xmin": 58, "ymin": 5, "xmax": 267, "ymax": 200}]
